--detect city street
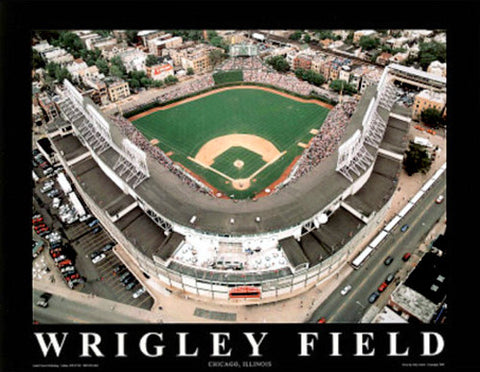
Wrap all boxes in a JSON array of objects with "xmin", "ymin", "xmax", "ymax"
[{"xmin": 309, "ymin": 172, "xmax": 446, "ymax": 323}]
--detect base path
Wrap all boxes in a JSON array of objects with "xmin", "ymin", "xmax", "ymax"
[{"xmin": 194, "ymin": 134, "xmax": 281, "ymax": 166}]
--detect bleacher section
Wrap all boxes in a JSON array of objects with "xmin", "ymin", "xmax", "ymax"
[
  {"xmin": 279, "ymin": 237, "xmax": 309, "ymax": 269},
  {"xmin": 344, "ymin": 154, "xmax": 400, "ymax": 217},
  {"xmin": 116, "ymin": 208, "xmax": 168, "ymax": 260}
]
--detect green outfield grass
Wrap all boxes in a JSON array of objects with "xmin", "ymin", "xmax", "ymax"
[{"xmin": 131, "ymin": 87, "xmax": 330, "ymax": 199}]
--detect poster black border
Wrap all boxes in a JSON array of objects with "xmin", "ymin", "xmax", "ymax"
[{"xmin": 0, "ymin": 1, "xmax": 479, "ymax": 371}]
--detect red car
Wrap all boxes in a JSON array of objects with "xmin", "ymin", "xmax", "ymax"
[
  {"xmin": 378, "ymin": 282, "xmax": 388, "ymax": 293},
  {"xmin": 57, "ymin": 259, "xmax": 73, "ymax": 267},
  {"xmin": 317, "ymin": 317, "xmax": 327, "ymax": 324},
  {"xmin": 65, "ymin": 273, "xmax": 80, "ymax": 281},
  {"xmin": 32, "ymin": 217, "xmax": 43, "ymax": 224},
  {"xmin": 402, "ymin": 253, "xmax": 411, "ymax": 262}
]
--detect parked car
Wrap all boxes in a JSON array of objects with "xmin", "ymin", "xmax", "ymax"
[
  {"xmin": 92, "ymin": 253, "xmax": 106, "ymax": 264},
  {"xmin": 36, "ymin": 292, "xmax": 52, "ymax": 308},
  {"xmin": 88, "ymin": 219, "xmax": 99, "ymax": 228},
  {"xmin": 385, "ymin": 273, "xmax": 396, "ymax": 284},
  {"xmin": 90, "ymin": 251, "xmax": 101, "ymax": 260},
  {"xmin": 384, "ymin": 256, "xmax": 394, "ymax": 265},
  {"xmin": 60, "ymin": 266, "xmax": 75, "ymax": 274},
  {"xmin": 122, "ymin": 273, "xmax": 136, "ymax": 284},
  {"xmin": 119, "ymin": 271, "xmax": 131, "ymax": 281},
  {"xmin": 368, "ymin": 292, "xmax": 380, "ymax": 304},
  {"xmin": 91, "ymin": 226, "xmax": 102, "ymax": 234},
  {"xmin": 402, "ymin": 252, "xmax": 411, "ymax": 262},
  {"xmin": 62, "ymin": 268, "xmax": 77, "ymax": 277},
  {"xmin": 65, "ymin": 273, "xmax": 80, "ymax": 281},
  {"xmin": 132, "ymin": 287, "xmax": 146, "ymax": 299},
  {"xmin": 57, "ymin": 259, "xmax": 73, "ymax": 267},
  {"xmin": 101, "ymin": 242, "xmax": 115, "ymax": 253},
  {"xmin": 126, "ymin": 280, "xmax": 139, "ymax": 290},
  {"xmin": 378, "ymin": 282, "xmax": 388, "ymax": 293},
  {"xmin": 401, "ymin": 224, "xmax": 409, "ymax": 232},
  {"xmin": 340, "ymin": 285, "xmax": 352, "ymax": 296},
  {"xmin": 53, "ymin": 255, "xmax": 67, "ymax": 263},
  {"xmin": 113, "ymin": 264, "xmax": 126, "ymax": 275}
]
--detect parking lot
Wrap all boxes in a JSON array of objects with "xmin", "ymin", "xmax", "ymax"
[
  {"xmin": 32, "ymin": 147, "xmax": 153, "ymax": 311},
  {"xmin": 65, "ymin": 220, "xmax": 153, "ymax": 310}
]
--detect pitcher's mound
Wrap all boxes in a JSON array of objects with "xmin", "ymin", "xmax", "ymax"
[{"xmin": 233, "ymin": 159, "xmax": 244, "ymax": 169}]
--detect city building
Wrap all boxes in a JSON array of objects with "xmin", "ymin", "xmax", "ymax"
[
  {"xmin": 146, "ymin": 63, "xmax": 174, "ymax": 81},
  {"xmin": 376, "ymin": 52, "xmax": 393, "ymax": 66},
  {"xmin": 353, "ymin": 30, "xmax": 377, "ymax": 43},
  {"xmin": 105, "ymin": 78, "xmax": 130, "ymax": 102},
  {"xmin": 37, "ymin": 92, "xmax": 59, "ymax": 123},
  {"xmin": 137, "ymin": 30, "xmax": 165, "ymax": 47},
  {"xmin": 32, "ymin": 102, "xmax": 45, "ymax": 126},
  {"xmin": 412, "ymin": 89, "xmax": 447, "ymax": 120},
  {"xmin": 427, "ymin": 60, "xmax": 447, "ymax": 78},
  {"xmin": 147, "ymin": 35, "xmax": 183, "ymax": 56},
  {"xmin": 119, "ymin": 48, "xmax": 148, "ymax": 73},
  {"xmin": 170, "ymin": 44, "xmax": 221, "ymax": 73},
  {"xmin": 83, "ymin": 76, "xmax": 108, "ymax": 105},
  {"xmin": 388, "ymin": 247, "xmax": 447, "ymax": 323},
  {"xmin": 66, "ymin": 59, "xmax": 89, "ymax": 82},
  {"xmin": 389, "ymin": 51, "xmax": 409, "ymax": 64},
  {"xmin": 293, "ymin": 53, "xmax": 313, "ymax": 70}
]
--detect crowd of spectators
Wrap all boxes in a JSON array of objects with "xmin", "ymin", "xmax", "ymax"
[
  {"xmin": 286, "ymin": 100, "xmax": 358, "ymax": 182},
  {"xmin": 217, "ymin": 56, "xmax": 265, "ymax": 71},
  {"xmin": 243, "ymin": 69, "xmax": 312, "ymax": 96},
  {"xmin": 123, "ymin": 75, "xmax": 215, "ymax": 117},
  {"xmin": 109, "ymin": 114, "xmax": 213, "ymax": 196}
]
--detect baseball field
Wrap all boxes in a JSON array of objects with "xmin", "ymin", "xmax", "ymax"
[{"xmin": 130, "ymin": 86, "xmax": 331, "ymax": 199}]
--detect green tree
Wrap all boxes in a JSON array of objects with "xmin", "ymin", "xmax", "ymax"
[
  {"xmin": 32, "ymin": 49, "xmax": 45, "ymax": 69},
  {"xmin": 403, "ymin": 142, "xmax": 433, "ymax": 176},
  {"xmin": 359, "ymin": 35, "xmax": 380, "ymax": 50},
  {"xmin": 125, "ymin": 30, "xmax": 138, "ymax": 45},
  {"xmin": 329, "ymin": 79, "xmax": 357, "ymax": 95},
  {"xmin": 109, "ymin": 56, "xmax": 127, "ymax": 77},
  {"xmin": 109, "ymin": 64, "xmax": 125, "ymax": 79},
  {"xmin": 266, "ymin": 55, "xmax": 290, "ymax": 73},
  {"xmin": 145, "ymin": 54, "xmax": 159, "ymax": 67},
  {"xmin": 128, "ymin": 78, "xmax": 140, "ymax": 89},
  {"xmin": 421, "ymin": 108, "xmax": 444, "ymax": 128},
  {"xmin": 303, "ymin": 34, "xmax": 311, "ymax": 43},
  {"xmin": 289, "ymin": 31, "xmax": 303, "ymax": 41},
  {"xmin": 418, "ymin": 41, "xmax": 446, "ymax": 69},
  {"xmin": 187, "ymin": 67, "xmax": 194, "ymax": 75},
  {"xmin": 164, "ymin": 75, "xmax": 178, "ymax": 85},
  {"xmin": 208, "ymin": 49, "xmax": 226, "ymax": 68},
  {"xmin": 95, "ymin": 58, "xmax": 109, "ymax": 75}
]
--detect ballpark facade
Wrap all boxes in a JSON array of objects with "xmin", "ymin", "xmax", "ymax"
[{"xmin": 49, "ymin": 66, "xmax": 410, "ymax": 302}]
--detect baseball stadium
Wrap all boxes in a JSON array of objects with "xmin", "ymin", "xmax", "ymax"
[{"xmin": 48, "ymin": 44, "xmax": 413, "ymax": 304}]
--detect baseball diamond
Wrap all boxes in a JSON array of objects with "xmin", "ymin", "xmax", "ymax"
[{"xmin": 131, "ymin": 86, "xmax": 330, "ymax": 199}]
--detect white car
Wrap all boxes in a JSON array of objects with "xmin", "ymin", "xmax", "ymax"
[
  {"xmin": 92, "ymin": 253, "xmax": 106, "ymax": 264},
  {"xmin": 340, "ymin": 285, "xmax": 352, "ymax": 296},
  {"xmin": 132, "ymin": 287, "xmax": 146, "ymax": 299}
]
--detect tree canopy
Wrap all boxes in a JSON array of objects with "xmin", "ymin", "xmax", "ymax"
[
  {"xmin": 329, "ymin": 79, "xmax": 357, "ymax": 95},
  {"xmin": 358, "ymin": 35, "xmax": 380, "ymax": 50},
  {"xmin": 421, "ymin": 107, "xmax": 444, "ymax": 128},
  {"xmin": 403, "ymin": 142, "xmax": 433, "ymax": 176},
  {"xmin": 294, "ymin": 68, "xmax": 325, "ymax": 86},
  {"xmin": 265, "ymin": 55, "xmax": 290, "ymax": 73}
]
